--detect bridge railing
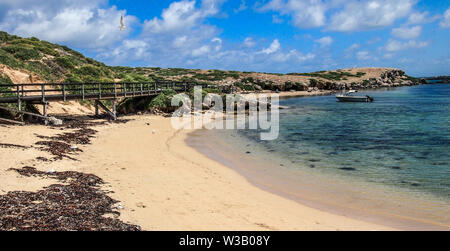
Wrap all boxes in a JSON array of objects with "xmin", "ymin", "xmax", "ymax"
[{"xmin": 0, "ymin": 81, "xmax": 218, "ymax": 104}]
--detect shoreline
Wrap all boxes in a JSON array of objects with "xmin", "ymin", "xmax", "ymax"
[
  {"xmin": 0, "ymin": 115, "xmax": 397, "ymax": 230},
  {"xmin": 187, "ymin": 128, "xmax": 450, "ymax": 230}
]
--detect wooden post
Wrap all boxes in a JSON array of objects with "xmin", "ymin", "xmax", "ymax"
[
  {"xmin": 62, "ymin": 83, "xmax": 66, "ymax": 101},
  {"xmin": 43, "ymin": 102, "xmax": 48, "ymax": 125},
  {"xmin": 140, "ymin": 83, "xmax": 143, "ymax": 96},
  {"xmin": 95, "ymin": 100, "xmax": 99, "ymax": 116},
  {"xmin": 124, "ymin": 83, "xmax": 127, "ymax": 97},
  {"xmin": 98, "ymin": 83, "xmax": 102, "ymax": 99},
  {"xmin": 16, "ymin": 85, "xmax": 21, "ymax": 111},
  {"xmin": 114, "ymin": 83, "xmax": 117, "ymax": 99},
  {"xmin": 133, "ymin": 83, "xmax": 135, "ymax": 97},
  {"xmin": 82, "ymin": 84, "xmax": 85, "ymax": 100},
  {"xmin": 154, "ymin": 82, "xmax": 157, "ymax": 93},
  {"xmin": 41, "ymin": 84, "xmax": 45, "ymax": 103},
  {"xmin": 112, "ymin": 99, "xmax": 117, "ymax": 120}
]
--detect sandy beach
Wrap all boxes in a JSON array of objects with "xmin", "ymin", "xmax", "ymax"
[{"xmin": 0, "ymin": 115, "xmax": 398, "ymax": 230}]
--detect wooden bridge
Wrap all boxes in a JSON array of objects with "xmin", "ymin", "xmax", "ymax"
[{"xmin": 0, "ymin": 81, "xmax": 218, "ymax": 124}]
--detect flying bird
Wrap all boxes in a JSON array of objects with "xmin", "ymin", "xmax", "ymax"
[{"xmin": 119, "ymin": 15, "xmax": 126, "ymax": 31}]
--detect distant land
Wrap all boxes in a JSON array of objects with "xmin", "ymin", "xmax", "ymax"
[{"xmin": 422, "ymin": 76, "xmax": 450, "ymax": 83}]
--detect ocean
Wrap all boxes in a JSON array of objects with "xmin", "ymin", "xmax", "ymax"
[{"xmin": 218, "ymin": 84, "xmax": 450, "ymax": 201}]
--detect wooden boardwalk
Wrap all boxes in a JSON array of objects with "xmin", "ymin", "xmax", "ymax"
[
  {"xmin": 0, "ymin": 82, "xmax": 214, "ymax": 104},
  {"xmin": 0, "ymin": 81, "xmax": 217, "ymax": 122}
]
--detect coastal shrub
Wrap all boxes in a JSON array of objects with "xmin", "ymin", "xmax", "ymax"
[
  {"xmin": 287, "ymin": 70, "xmax": 367, "ymax": 81},
  {"xmin": 0, "ymin": 49, "xmax": 22, "ymax": 69},
  {"xmin": 64, "ymin": 73, "xmax": 83, "ymax": 83},
  {"xmin": 61, "ymin": 45, "xmax": 85, "ymax": 59},
  {"xmin": 55, "ymin": 56, "xmax": 76, "ymax": 69},
  {"xmin": 3, "ymin": 45, "xmax": 41, "ymax": 60},
  {"xmin": 309, "ymin": 79, "xmax": 318, "ymax": 87},
  {"xmin": 0, "ymin": 32, "xmax": 11, "ymax": 42},
  {"xmin": 75, "ymin": 65, "xmax": 102, "ymax": 77},
  {"xmin": 35, "ymin": 45, "xmax": 59, "ymax": 57},
  {"xmin": 285, "ymin": 81, "xmax": 294, "ymax": 91},
  {"xmin": 148, "ymin": 89, "xmax": 178, "ymax": 111}
]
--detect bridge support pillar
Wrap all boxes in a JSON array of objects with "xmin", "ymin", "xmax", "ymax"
[
  {"xmin": 95, "ymin": 101, "xmax": 99, "ymax": 116},
  {"xmin": 43, "ymin": 102, "xmax": 48, "ymax": 125},
  {"xmin": 95, "ymin": 99, "xmax": 116, "ymax": 121}
]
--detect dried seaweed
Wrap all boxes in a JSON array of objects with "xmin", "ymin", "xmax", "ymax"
[
  {"xmin": 0, "ymin": 143, "xmax": 30, "ymax": 149},
  {"xmin": 0, "ymin": 167, "xmax": 141, "ymax": 231}
]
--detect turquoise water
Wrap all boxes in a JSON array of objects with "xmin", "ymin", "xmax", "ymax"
[{"xmin": 233, "ymin": 84, "xmax": 450, "ymax": 199}]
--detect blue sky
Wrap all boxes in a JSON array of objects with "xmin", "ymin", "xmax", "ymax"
[{"xmin": 0, "ymin": 0, "xmax": 449, "ymax": 77}]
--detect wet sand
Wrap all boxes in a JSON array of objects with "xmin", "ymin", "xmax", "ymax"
[{"xmin": 187, "ymin": 128, "xmax": 450, "ymax": 230}]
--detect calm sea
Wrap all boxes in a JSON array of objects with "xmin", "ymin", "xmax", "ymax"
[{"xmin": 221, "ymin": 84, "xmax": 450, "ymax": 200}]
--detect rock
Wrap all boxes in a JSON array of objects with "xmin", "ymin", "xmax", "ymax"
[
  {"xmin": 152, "ymin": 130, "xmax": 156, "ymax": 134},
  {"xmin": 70, "ymin": 145, "xmax": 78, "ymax": 150},
  {"xmin": 137, "ymin": 111, "xmax": 142, "ymax": 115},
  {"xmin": 48, "ymin": 117, "xmax": 63, "ymax": 126},
  {"xmin": 339, "ymin": 167, "xmax": 356, "ymax": 171},
  {"xmin": 46, "ymin": 168, "xmax": 55, "ymax": 174}
]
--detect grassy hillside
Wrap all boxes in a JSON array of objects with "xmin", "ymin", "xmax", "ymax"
[{"xmin": 0, "ymin": 31, "xmax": 422, "ymax": 93}]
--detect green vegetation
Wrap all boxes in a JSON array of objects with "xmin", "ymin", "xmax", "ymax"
[
  {"xmin": 148, "ymin": 89, "xmax": 178, "ymax": 111},
  {"xmin": 287, "ymin": 70, "xmax": 366, "ymax": 81},
  {"xmin": 192, "ymin": 70, "xmax": 239, "ymax": 81}
]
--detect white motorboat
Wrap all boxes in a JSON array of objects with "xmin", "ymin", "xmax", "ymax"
[{"xmin": 336, "ymin": 90, "xmax": 374, "ymax": 102}]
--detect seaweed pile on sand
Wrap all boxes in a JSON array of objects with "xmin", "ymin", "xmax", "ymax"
[{"xmin": 0, "ymin": 166, "xmax": 140, "ymax": 231}]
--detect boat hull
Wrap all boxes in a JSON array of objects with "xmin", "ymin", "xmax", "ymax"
[{"xmin": 336, "ymin": 96, "xmax": 373, "ymax": 102}]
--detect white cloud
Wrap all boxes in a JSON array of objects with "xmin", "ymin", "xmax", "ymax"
[
  {"xmin": 243, "ymin": 37, "xmax": 256, "ymax": 47},
  {"xmin": 97, "ymin": 39, "xmax": 150, "ymax": 64},
  {"xmin": 347, "ymin": 43, "xmax": 360, "ymax": 51},
  {"xmin": 234, "ymin": 0, "xmax": 248, "ymax": 13},
  {"xmin": 192, "ymin": 45, "xmax": 211, "ymax": 57},
  {"xmin": 0, "ymin": 0, "xmax": 137, "ymax": 50},
  {"xmin": 407, "ymin": 11, "xmax": 440, "ymax": 24},
  {"xmin": 259, "ymin": 0, "xmax": 327, "ymax": 28},
  {"xmin": 329, "ymin": 0, "xmax": 416, "ymax": 31},
  {"xmin": 356, "ymin": 51, "xmax": 370, "ymax": 60},
  {"xmin": 211, "ymin": 37, "xmax": 222, "ymax": 51},
  {"xmin": 385, "ymin": 39, "xmax": 429, "ymax": 52},
  {"xmin": 260, "ymin": 0, "xmax": 417, "ymax": 32},
  {"xmin": 391, "ymin": 25, "xmax": 422, "ymax": 39},
  {"xmin": 441, "ymin": 8, "xmax": 450, "ymax": 28},
  {"xmin": 315, "ymin": 36, "xmax": 333, "ymax": 47},
  {"xmin": 260, "ymin": 39, "xmax": 281, "ymax": 54},
  {"xmin": 272, "ymin": 15, "xmax": 284, "ymax": 24},
  {"xmin": 271, "ymin": 49, "xmax": 315, "ymax": 62}
]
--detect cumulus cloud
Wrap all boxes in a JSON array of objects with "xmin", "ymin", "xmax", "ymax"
[
  {"xmin": 259, "ymin": 0, "xmax": 327, "ymax": 28},
  {"xmin": 243, "ymin": 37, "xmax": 256, "ymax": 47},
  {"xmin": 97, "ymin": 39, "xmax": 150, "ymax": 64},
  {"xmin": 356, "ymin": 51, "xmax": 370, "ymax": 60},
  {"xmin": 260, "ymin": 39, "xmax": 281, "ymax": 54},
  {"xmin": 385, "ymin": 39, "xmax": 429, "ymax": 52},
  {"xmin": 259, "ymin": 0, "xmax": 417, "ymax": 32},
  {"xmin": 391, "ymin": 26, "xmax": 422, "ymax": 39},
  {"xmin": 0, "ymin": 0, "xmax": 137, "ymax": 50},
  {"xmin": 329, "ymin": 0, "xmax": 415, "ymax": 31},
  {"xmin": 315, "ymin": 36, "xmax": 333, "ymax": 47},
  {"xmin": 407, "ymin": 11, "xmax": 440, "ymax": 24},
  {"xmin": 441, "ymin": 8, "xmax": 450, "ymax": 28}
]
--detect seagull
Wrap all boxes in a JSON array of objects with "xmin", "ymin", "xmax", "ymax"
[{"xmin": 119, "ymin": 15, "xmax": 126, "ymax": 31}]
